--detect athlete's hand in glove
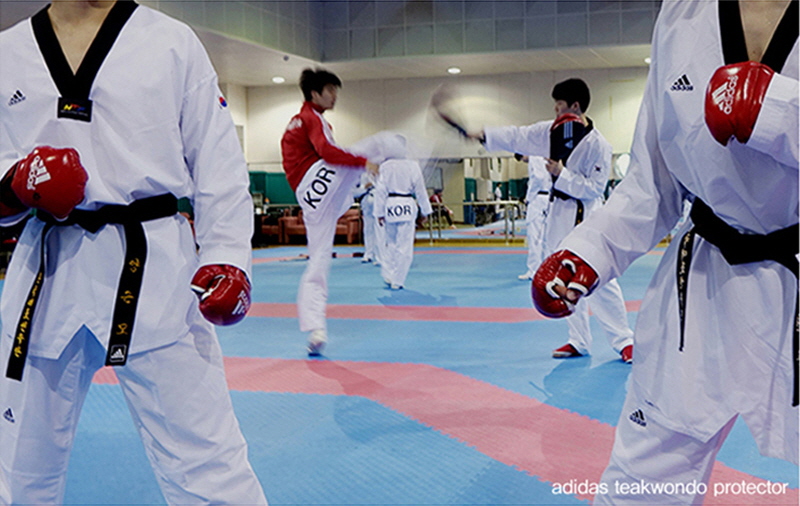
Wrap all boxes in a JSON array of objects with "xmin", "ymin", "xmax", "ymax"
[
  {"xmin": 8, "ymin": 146, "xmax": 88, "ymax": 220},
  {"xmin": 704, "ymin": 61, "xmax": 774, "ymax": 146},
  {"xmin": 191, "ymin": 264, "xmax": 251, "ymax": 326},
  {"xmin": 532, "ymin": 249, "xmax": 598, "ymax": 318}
]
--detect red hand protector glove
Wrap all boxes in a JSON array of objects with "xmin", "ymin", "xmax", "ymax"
[
  {"xmin": 550, "ymin": 112, "xmax": 582, "ymax": 131},
  {"xmin": 704, "ymin": 61, "xmax": 774, "ymax": 146},
  {"xmin": 10, "ymin": 146, "xmax": 88, "ymax": 220},
  {"xmin": 191, "ymin": 264, "xmax": 251, "ymax": 326},
  {"xmin": 532, "ymin": 249, "xmax": 599, "ymax": 318}
]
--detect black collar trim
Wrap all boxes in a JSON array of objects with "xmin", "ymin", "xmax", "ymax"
[
  {"xmin": 719, "ymin": 0, "xmax": 798, "ymax": 72},
  {"xmin": 762, "ymin": 0, "xmax": 798, "ymax": 73},
  {"xmin": 32, "ymin": 1, "xmax": 138, "ymax": 99},
  {"xmin": 584, "ymin": 117, "xmax": 595, "ymax": 135}
]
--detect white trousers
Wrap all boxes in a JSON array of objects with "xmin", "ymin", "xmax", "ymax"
[
  {"xmin": 360, "ymin": 195, "xmax": 382, "ymax": 263},
  {"xmin": 295, "ymin": 160, "xmax": 362, "ymax": 333},
  {"xmin": 593, "ymin": 390, "xmax": 736, "ymax": 505},
  {"xmin": 544, "ymin": 197, "xmax": 633, "ymax": 354},
  {"xmin": 0, "ymin": 323, "xmax": 267, "ymax": 505},
  {"xmin": 566, "ymin": 278, "xmax": 634, "ymax": 354},
  {"xmin": 525, "ymin": 193, "xmax": 549, "ymax": 273},
  {"xmin": 380, "ymin": 219, "xmax": 417, "ymax": 287}
]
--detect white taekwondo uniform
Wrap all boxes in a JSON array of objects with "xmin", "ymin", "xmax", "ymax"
[
  {"xmin": 373, "ymin": 149, "xmax": 432, "ymax": 289},
  {"xmin": 556, "ymin": 1, "xmax": 798, "ymax": 503},
  {"xmin": 484, "ymin": 120, "xmax": 634, "ymax": 355},
  {"xmin": 355, "ymin": 171, "xmax": 383, "ymax": 264},
  {"xmin": 523, "ymin": 156, "xmax": 551, "ymax": 276},
  {"xmin": 0, "ymin": 3, "xmax": 265, "ymax": 504}
]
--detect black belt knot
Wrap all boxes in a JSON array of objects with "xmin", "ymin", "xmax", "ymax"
[{"xmin": 6, "ymin": 194, "xmax": 178, "ymax": 381}]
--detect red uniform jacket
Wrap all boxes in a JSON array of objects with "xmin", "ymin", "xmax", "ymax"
[{"xmin": 281, "ymin": 101, "xmax": 367, "ymax": 191}]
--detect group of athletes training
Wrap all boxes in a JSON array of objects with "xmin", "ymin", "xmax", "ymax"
[{"xmin": 0, "ymin": 0, "xmax": 795, "ymax": 504}]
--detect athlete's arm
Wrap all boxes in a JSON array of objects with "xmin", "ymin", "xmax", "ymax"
[
  {"xmin": 555, "ymin": 39, "xmax": 686, "ymax": 285},
  {"xmin": 181, "ymin": 33, "xmax": 252, "ymax": 279},
  {"xmin": 483, "ymin": 122, "xmax": 550, "ymax": 157},
  {"xmin": 550, "ymin": 141, "xmax": 611, "ymax": 201},
  {"xmin": 305, "ymin": 112, "xmax": 369, "ymax": 168}
]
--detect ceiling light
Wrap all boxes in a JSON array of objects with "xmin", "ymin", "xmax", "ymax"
[
  {"xmin": 644, "ymin": 57, "xmax": 651, "ymax": 65},
  {"xmin": 272, "ymin": 76, "xmax": 286, "ymax": 84},
  {"xmin": 447, "ymin": 67, "xmax": 461, "ymax": 75}
]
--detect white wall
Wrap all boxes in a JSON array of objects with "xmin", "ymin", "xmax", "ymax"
[{"xmin": 245, "ymin": 66, "xmax": 649, "ymax": 171}]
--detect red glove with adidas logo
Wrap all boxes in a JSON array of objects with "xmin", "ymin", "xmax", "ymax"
[
  {"xmin": 191, "ymin": 264, "xmax": 251, "ymax": 326},
  {"xmin": 532, "ymin": 249, "xmax": 599, "ymax": 318},
  {"xmin": 7, "ymin": 146, "xmax": 88, "ymax": 220},
  {"xmin": 704, "ymin": 61, "xmax": 774, "ymax": 146}
]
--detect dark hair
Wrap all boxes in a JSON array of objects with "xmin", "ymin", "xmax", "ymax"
[
  {"xmin": 551, "ymin": 78, "xmax": 590, "ymax": 113},
  {"xmin": 300, "ymin": 68, "xmax": 342, "ymax": 101},
  {"xmin": 513, "ymin": 153, "xmax": 524, "ymax": 162}
]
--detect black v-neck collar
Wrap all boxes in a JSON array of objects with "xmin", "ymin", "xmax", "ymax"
[
  {"xmin": 719, "ymin": 0, "xmax": 798, "ymax": 72},
  {"xmin": 32, "ymin": 0, "xmax": 138, "ymax": 99}
]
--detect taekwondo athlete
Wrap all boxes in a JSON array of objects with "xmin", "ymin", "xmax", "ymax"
[
  {"xmin": 372, "ymin": 135, "xmax": 433, "ymax": 290},
  {"xmin": 0, "ymin": 1, "xmax": 267, "ymax": 504},
  {"xmin": 471, "ymin": 78, "xmax": 635, "ymax": 363},
  {"xmin": 281, "ymin": 68, "xmax": 379, "ymax": 356},
  {"xmin": 532, "ymin": 1, "xmax": 799, "ymax": 503},
  {"xmin": 355, "ymin": 171, "xmax": 383, "ymax": 265}
]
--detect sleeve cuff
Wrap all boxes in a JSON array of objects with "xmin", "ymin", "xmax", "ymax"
[{"xmin": 748, "ymin": 73, "xmax": 798, "ymax": 158}]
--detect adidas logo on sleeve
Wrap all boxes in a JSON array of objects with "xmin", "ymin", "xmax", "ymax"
[
  {"xmin": 670, "ymin": 74, "xmax": 694, "ymax": 91},
  {"xmin": 8, "ymin": 90, "xmax": 26, "ymax": 106},
  {"xmin": 629, "ymin": 409, "xmax": 647, "ymax": 427}
]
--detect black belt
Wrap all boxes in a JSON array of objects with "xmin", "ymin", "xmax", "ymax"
[
  {"xmin": 676, "ymin": 198, "xmax": 799, "ymax": 406},
  {"xmin": 388, "ymin": 192, "xmax": 413, "ymax": 198},
  {"xmin": 355, "ymin": 187, "xmax": 373, "ymax": 203},
  {"xmin": 6, "ymin": 194, "xmax": 178, "ymax": 380},
  {"xmin": 550, "ymin": 189, "xmax": 584, "ymax": 225},
  {"xmin": 537, "ymin": 190, "xmax": 549, "ymax": 195}
]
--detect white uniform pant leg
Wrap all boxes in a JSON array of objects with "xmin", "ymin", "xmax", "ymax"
[
  {"xmin": 363, "ymin": 214, "xmax": 377, "ymax": 261},
  {"xmin": 525, "ymin": 218, "xmax": 544, "ymax": 274},
  {"xmin": 361, "ymin": 198, "xmax": 377, "ymax": 261},
  {"xmin": 593, "ymin": 391, "xmax": 736, "ymax": 506},
  {"xmin": 381, "ymin": 223, "xmax": 398, "ymax": 284},
  {"xmin": 565, "ymin": 300, "xmax": 592, "ymax": 355},
  {"xmin": 116, "ymin": 316, "xmax": 267, "ymax": 505},
  {"xmin": 295, "ymin": 161, "xmax": 363, "ymax": 332},
  {"xmin": 0, "ymin": 327, "xmax": 105, "ymax": 505},
  {"xmin": 297, "ymin": 217, "xmax": 337, "ymax": 333},
  {"xmin": 587, "ymin": 279, "xmax": 634, "ymax": 353},
  {"xmin": 374, "ymin": 218, "xmax": 386, "ymax": 265},
  {"xmin": 392, "ymin": 221, "xmax": 416, "ymax": 287}
]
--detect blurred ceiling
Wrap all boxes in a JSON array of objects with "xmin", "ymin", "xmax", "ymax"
[{"xmin": 0, "ymin": 2, "xmax": 651, "ymax": 87}]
